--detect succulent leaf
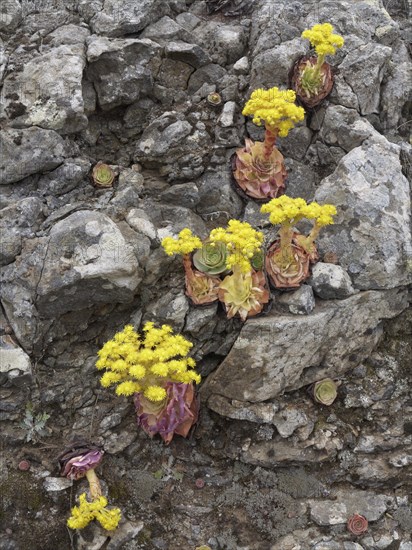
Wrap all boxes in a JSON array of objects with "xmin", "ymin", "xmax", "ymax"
[
  {"xmin": 92, "ymin": 162, "xmax": 115, "ymax": 188},
  {"xmin": 266, "ymin": 235, "xmax": 311, "ymax": 289},
  {"xmin": 234, "ymin": 139, "xmax": 287, "ymax": 200},
  {"xmin": 183, "ymin": 254, "xmax": 220, "ymax": 305},
  {"xmin": 192, "ymin": 241, "xmax": 228, "ymax": 275},
  {"xmin": 134, "ymin": 382, "xmax": 199, "ymax": 445},
  {"xmin": 313, "ymin": 378, "xmax": 338, "ymax": 406},
  {"xmin": 218, "ymin": 268, "xmax": 270, "ymax": 321}
]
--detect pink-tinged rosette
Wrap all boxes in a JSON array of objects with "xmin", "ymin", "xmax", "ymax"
[
  {"xmin": 134, "ymin": 382, "xmax": 199, "ymax": 445},
  {"xmin": 58, "ymin": 439, "xmax": 104, "ymax": 480},
  {"xmin": 347, "ymin": 513, "xmax": 368, "ymax": 535}
]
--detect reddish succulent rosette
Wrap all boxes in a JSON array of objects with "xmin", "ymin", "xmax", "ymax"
[
  {"xmin": 347, "ymin": 513, "xmax": 368, "ymax": 535},
  {"xmin": 290, "ymin": 55, "xmax": 334, "ymax": 109},
  {"xmin": 58, "ymin": 440, "xmax": 104, "ymax": 480},
  {"xmin": 134, "ymin": 382, "xmax": 199, "ymax": 445}
]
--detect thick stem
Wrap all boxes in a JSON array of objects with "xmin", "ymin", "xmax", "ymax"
[
  {"xmin": 263, "ymin": 127, "xmax": 278, "ymax": 159},
  {"xmin": 86, "ymin": 469, "xmax": 102, "ymax": 500},
  {"xmin": 301, "ymin": 222, "xmax": 321, "ymax": 251},
  {"xmin": 313, "ymin": 54, "xmax": 325, "ymax": 78},
  {"xmin": 278, "ymin": 223, "xmax": 295, "ymax": 268}
]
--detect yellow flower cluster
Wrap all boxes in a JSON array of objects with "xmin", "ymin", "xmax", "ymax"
[
  {"xmin": 261, "ymin": 196, "xmax": 337, "ymax": 226},
  {"xmin": 209, "ymin": 220, "xmax": 264, "ymax": 273},
  {"xmin": 242, "ymin": 87, "xmax": 305, "ymax": 137},
  {"xmin": 96, "ymin": 323, "xmax": 200, "ymax": 402},
  {"xmin": 302, "ymin": 23, "xmax": 344, "ymax": 57},
  {"xmin": 161, "ymin": 228, "xmax": 202, "ymax": 256},
  {"xmin": 67, "ymin": 493, "xmax": 121, "ymax": 531}
]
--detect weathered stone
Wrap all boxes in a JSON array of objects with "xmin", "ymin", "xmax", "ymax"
[
  {"xmin": 277, "ymin": 285, "xmax": 316, "ymax": 315},
  {"xmin": 45, "ymin": 24, "xmax": 91, "ymax": 47},
  {"xmin": 202, "ymin": 289, "xmax": 406, "ymax": 403},
  {"xmin": 315, "ymin": 138, "xmax": 412, "ymax": 290},
  {"xmin": 250, "ymin": 38, "xmax": 306, "ymax": 90},
  {"xmin": 143, "ymin": 290, "xmax": 189, "ymax": 332},
  {"xmin": 141, "ymin": 15, "xmax": 191, "ymax": 43},
  {"xmin": 126, "ymin": 209, "xmax": 157, "ymax": 241},
  {"xmin": 316, "ymin": 105, "xmax": 380, "ymax": 153},
  {"xmin": 160, "ymin": 182, "xmax": 200, "ymax": 209},
  {"xmin": 188, "ymin": 63, "xmax": 228, "ymax": 94},
  {"xmin": 0, "ymin": 335, "xmax": 32, "ymax": 386},
  {"xmin": 1, "ymin": 44, "xmax": 87, "ymax": 133},
  {"xmin": 37, "ymin": 158, "xmax": 91, "ymax": 197},
  {"xmin": 308, "ymin": 263, "xmax": 357, "ymax": 300},
  {"xmin": 207, "ymin": 24, "xmax": 247, "ymax": 65},
  {"xmin": 218, "ymin": 101, "xmax": 237, "ymax": 128},
  {"xmin": 135, "ymin": 111, "xmax": 211, "ymax": 181},
  {"xmin": 86, "ymin": 37, "xmax": 161, "ymax": 110},
  {"xmin": 43, "ymin": 477, "xmax": 73, "ymax": 492},
  {"xmin": 309, "ymin": 490, "xmax": 389, "ymax": 525},
  {"xmin": 165, "ymin": 41, "xmax": 211, "ymax": 68},
  {"xmin": 278, "ymin": 125, "xmax": 312, "ymax": 161},
  {"xmin": 196, "ymin": 169, "xmax": 243, "ymax": 225},
  {"xmin": 156, "ymin": 58, "xmax": 194, "ymax": 90},
  {"xmin": 339, "ymin": 42, "xmax": 392, "ymax": 115},
  {"xmin": 0, "ymin": 127, "xmax": 67, "ymax": 185},
  {"xmin": 0, "ymin": 197, "xmax": 45, "ymax": 265},
  {"xmin": 0, "ymin": 0, "xmax": 21, "ymax": 32},
  {"xmin": 233, "ymin": 56, "xmax": 249, "ymax": 74},
  {"xmin": 89, "ymin": 0, "xmax": 170, "ymax": 37}
]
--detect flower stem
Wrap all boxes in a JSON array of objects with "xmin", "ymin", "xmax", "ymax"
[
  {"xmin": 300, "ymin": 222, "xmax": 321, "ymax": 251},
  {"xmin": 86, "ymin": 469, "xmax": 102, "ymax": 500},
  {"xmin": 278, "ymin": 223, "xmax": 295, "ymax": 268},
  {"xmin": 313, "ymin": 54, "xmax": 325, "ymax": 78},
  {"xmin": 263, "ymin": 127, "xmax": 278, "ymax": 159}
]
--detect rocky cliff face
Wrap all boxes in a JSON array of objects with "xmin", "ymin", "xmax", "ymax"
[{"xmin": 0, "ymin": 1, "xmax": 411, "ymax": 549}]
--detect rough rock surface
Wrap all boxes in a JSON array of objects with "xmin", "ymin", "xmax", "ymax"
[{"xmin": 0, "ymin": 0, "xmax": 411, "ymax": 548}]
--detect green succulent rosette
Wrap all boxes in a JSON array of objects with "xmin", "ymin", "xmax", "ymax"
[
  {"xmin": 192, "ymin": 240, "xmax": 227, "ymax": 275},
  {"xmin": 92, "ymin": 162, "xmax": 115, "ymax": 188},
  {"xmin": 251, "ymin": 249, "xmax": 264, "ymax": 271},
  {"xmin": 313, "ymin": 378, "xmax": 337, "ymax": 406}
]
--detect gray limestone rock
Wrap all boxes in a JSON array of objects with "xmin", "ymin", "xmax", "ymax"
[
  {"xmin": 165, "ymin": 41, "xmax": 211, "ymax": 68},
  {"xmin": 1, "ymin": 44, "xmax": 87, "ymax": 133},
  {"xmin": 315, "ymin": 138, "xmax": 412, "ymax": 290},
  {"xmin": 160, "ymin": 182, "xmax": 200, "ymax": 209},
  {"xmin": 86, "ymin": 37, "xmax": 161, "ymax": 110},
  {"xmin": 277, "ymin": 284, "xmax": 316, "ymax": 315},
  {"xmin": 141, "ymin": 15, "xmax": 192, "ymax": 44},
  {"xmin": 308, "ymin": 263, "xmax": 356, "ymax": 300},
  {"xmin": 0, "ymin": 0, "xmax": 21, "ymax": 32},
  {"xmin": 188, "ymin": 63, "xmax": 228, "ymax": 94},
  {"xmin": 339, "ymin": 42, "xmax": 392, "ymax": 115},
  {"xmin": 37, "ymin": 158, "xmax": 91, "ymax": 197},
  {"xmin": 309, "ymin": 490, "xmax": 389, "ymax": 525},
  {"xmin": 0, "ymin": 335, "xmax": 32, "ymax": 386},
  {"xmin": 45, "ymin": 24, "xmax": 91, "ymax": 47},
  {"xmin": 316, "ymin": 105, "xmax": 380, "ymax": 153},
  {"xmin": 0, "ymin": 127, "xmax": 67, "ymax": 185},
  {"xmin": 89, "ymin": 0, "xmax": 170, "ymax": 37},
  {"xmin": 0, "ymin": 197, "xmax": 45, "ymax": 265},
  {"xmin": 250, "ymin": 38, "xmax": 307, "ymax": 90},
  {"xmin": 196, "ymin": 169, "xmax": 244, "ymax": 225},
  {"xmin": 202, "ymin": 288, "xmax": 406, "ymax": 403}
]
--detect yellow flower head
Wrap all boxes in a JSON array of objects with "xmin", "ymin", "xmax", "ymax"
[
  {"xmin": 242, "ymin": 87, "xmax": 305, "ymax": 137},
  {"xmin": 96, "ymin": 323, "xmax": 200, "ymax": 402},
  {"xmin": 209, "ymin": 220, "xmax": 264, "ymax": 273},
  {"xmin": 67, "ymin": 493, "xmax": 121, "ymax": 531},
  {"xmin": 301, "ymin": 23, "xmax": 344, "ymax": 57},
  {"xmin": 261, "ymin": 196, "xmax": 337, "ymax": 226},
  {"xmin": 161, "ymin": 228, "xmax": 202, "ymax": 256}
]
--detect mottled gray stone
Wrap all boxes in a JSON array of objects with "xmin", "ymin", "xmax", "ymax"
[
  {"xmin": 165, "ymin": 41, "xmax": 211, "ymax": 68},
  {"xmin": 315, "ymin": 138, "xmax": 412, "ymax": 290},
  {"xmin": 86, "ymin": 37, "xmax": 161, "ymax": 110},
  {"xmin": 218, "ymin": 101, "xmax": 237, "ymax": 128},
  {"xmin": 309, "ymin": 263, "xmax": 356, "ymax": 300},
  {"xmin": 0, "ymin": 0, "xmax": 21, "ymax": 32},
  {"xmin": 233, "ymin": 56, "xmax": 249, "ymax": 74},
  {"xmin": 184, "ymin": 304, "xmax": 218, "ymax": 337},
  {"xmin": 126, "ymin": 209, "xmax": 157, "ymax": 241},
  {"xmin": 0, "ymin": 127, "xmax": 67, "ymax": 185},
  {"xmin": 277, "ymin": 285, "xmax": 316, "ymax": 314},
  {"xmin": 188, "ymin": 64, "xmax": 228, "ymax": 94},
  {"xmin": 309, "ymin": 490, "xmax": 389, "ymax": 525},
  {"xmin": 316, "ymin": 105, "xmax": 380, "ymax": 153},
  {"xmin": 45, "ymin": 24, "xmax": 91, "ymax": 47},
  {"xmin": 0, "ymin": 335, "xmax": 32, "ymax": 386},
  {"xmin": 90, "ymin": 0, "xmax": 170, "ymax": 37},
  {"xmin": 278, "ymin": 125, "xmax": 312, "ymax": 161},
  {"xmin": 0, "ymin": 197, "xmax": 45, "ymax": 265},
  {"xmin": 202, "ymin": 289, "xmax": 406, "ymax": 403},
  {"xmin": 160, "ymin": 182, "xmax": 200, "ymax": 209},
  {"xmin": 250, "ymin": 38, "xmax": 306, "ymax": 90},
  {"xmin": 208, "ymin": 24, "xmax": 247, "ymax": 65},
  {"xmin": 37, "ymin": 158, "xmax": 91, "ymax": 197},
  {"xmin": 329, "ymin": 73, "xmax": 359, "ymax": 111},
  {"xmin": 196, "ymin": 169, "xmax": 243, "ymax": 224},
  {"xmin": 339, "ymin": 42, "xmax": 392, "ymax": 115},
  {"xmin": 43, "ymin": 477, "xmax": 73, "ymax": 492},
  {"xmin": 1, "ymin": 44, "xmax": 87, "ymax": 133},
  {"xmin": 143, "ymin": 290, "xmax": 189, "ymax": 332},
  {"xmin": 141, "ymin": 16, "xmax": 191, "ymax": 44}
]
